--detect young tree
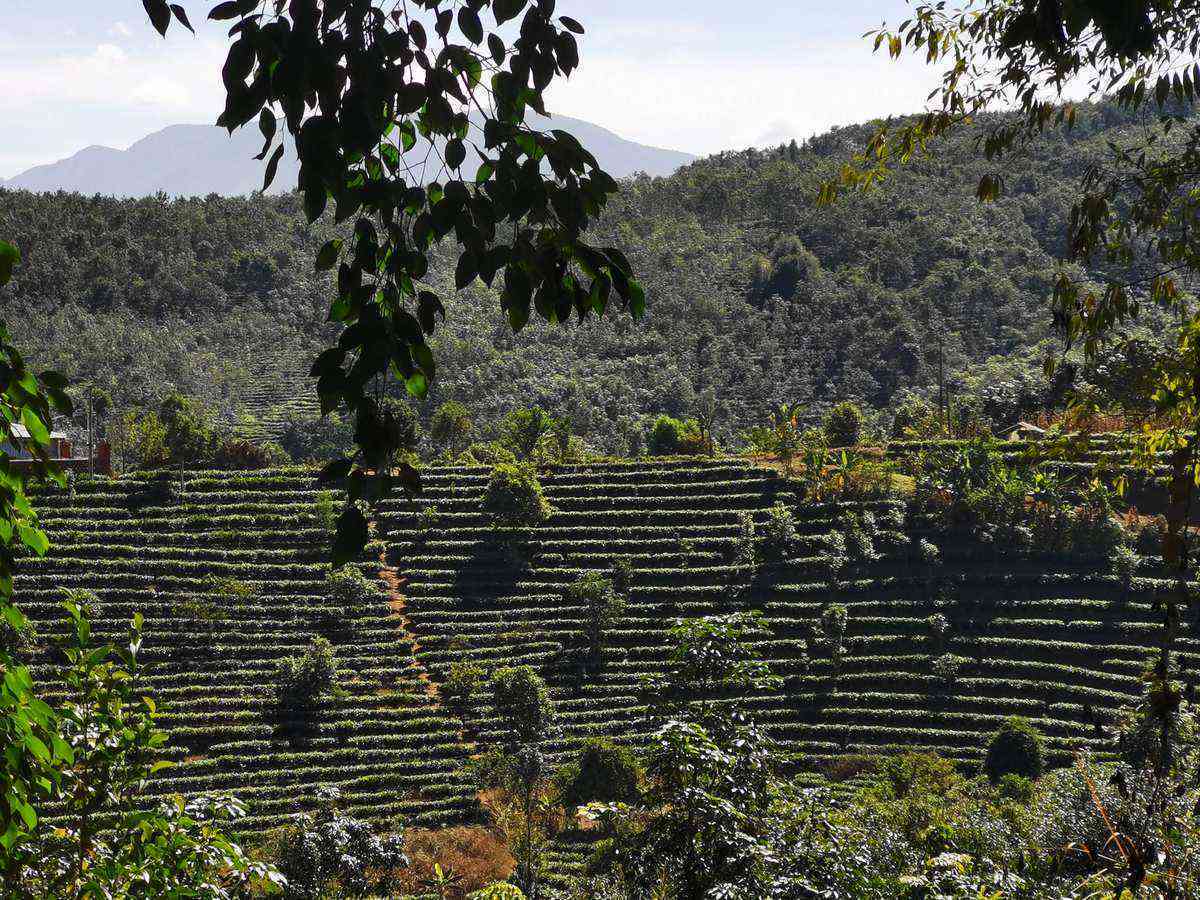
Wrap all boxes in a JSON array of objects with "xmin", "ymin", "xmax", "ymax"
[
  {"xmin": 501, "ymin": 407, "xmax": 558, "ymax": 460},
  {"xmin": 565, "ymin": 571, "xmax": 625, "ymax": 664},
  {"xmin": 441, "ymin": 661, "xmax": 485, "ymax": 730},
  {"xmin": 3, "ymin": 598, "xmax": 282, "ymax": 897},
  {"xmin": 0, "ymin": 245, "xmax": 78, "ymax": 879},
  {"xmin": 984, "ymin": 716, "xmax": 1045, "ymax": 783},
  {"xmin": 594, "ymin": 623, "xmax": 779, "ymax": 898},
  {"xmin": 276, "ymin": 636, "xmax": 340, "ymax": 715},
  {"xmin": 487, "ymin": 666, "xmax": 555, "ymax": 898},
  {"xmin": 160, "ymin": 392, "xmax": 213, "ymax": 495},
  {"xmin": 554, "ymin": 738, "xmax": 642, "ymax": 813},
  {"xmin": 274, "ymin": 785, "xmax": 409, "ymax": 899},
  {"xmin": 823, "ymin": 401, "xmax": 864, "ymax": 448},
  {"xmin": 145, "ymin": 2, "xmax": 643, "ymax": 564},
  {"xmin": 490, "ymin": 666, "xmax": 555, "ymax": 748}
]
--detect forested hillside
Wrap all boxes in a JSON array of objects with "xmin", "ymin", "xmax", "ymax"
[{"xmin": 0, "ymin": 101, "xmax": 1168, "ymax": 452}]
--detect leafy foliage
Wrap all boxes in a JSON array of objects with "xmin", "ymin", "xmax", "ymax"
[
  {"xmin": 481, "ymin": 463, "xmax": 551, "ymax": 528},
  {"xmin": 150, "ymin": 0, "xmax": 644, "ymax": 562},
  {"xmin": 4, "ymin": 599, "xmax": 281, "ymax": 897},
  {"xmin": 823, "ymin": 400, "xmax": 865, "ymax": 447},
  {"xmin": 273, "ymin": 785, "xmax": 408, "ymax": 900},
  {"xmin": 554, "ymin": 738, "xmax": 641, "ymax": 812},
  {"xmin": 276, "ymin": 635, "xmax": 340, "ymax": 713},
  {"xmin": 489, "ymin": 665, "xmax": 554, "ymax": 747},
  {"xmin": 985, "ymin": 716, "xmax": 1045, "ymax": 783},
  {"xmin": 565, "ymin": 571, "xmax": 625, "ymax": 662}
]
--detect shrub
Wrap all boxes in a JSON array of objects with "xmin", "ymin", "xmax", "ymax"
[
  {"xmin": 161, "ymin": 392, "xmax": 214, "ymax": 466},
  {"xmin": 441, "ymin": 661, "xmax": 485, "ymax": 726},
  {"xmin": 984, "ymin": 716, "xmax": 1044, "ymax": 783},
  {"xmin": 915, "ymin": 538, "xmax": 941, "ymax": 567},
  {"xmin": 482, "ymin": 464, "xmax": 552, "ymax": 528},
  {"xmin": 429, "ymin": 400, "xmax": 474, "ymax": 453},
  {"xmin": 276, "ymin": 637, "xmax": 339, "ymax": 712},
  {"xmin": 824, "ymin": 401, "xmax": 864, "ymax": 447},
  {"xmin": 0, "ymin": 611, "xmax": 36, "ymax": 657},
  {"xmin": 417, "ymin": 504, "xmax": 439, "ymax": 532},
  {"xmin": 732, "ymin": 511, "xmax": 757, "ymax": 566},
  {"xmin": 325, "ymin": 566, "xmax": 383, "ymax": 612},
  {"xmin": 1112, "ymin": 544, "xmax": 1139, "ymax": 595},
  {"xmin": 647, "ymin": 415, "xmax": 704, "ymax": 456},
  {"xmin": 554, "ymin": 739, "xmax": 642, "ymax": 812},
  {"xmin": 931, "ymin": 653, "xmax": 962, "ymax": 684},
  {"xmin": 110, "ymin": 408, "xmax": 169, "ymax": 471},
  {"xmin": 759, "ymin": 501, "xmax": 797, "ymax": 562},
  {"xmin": 610, "ymin": 557, "xmax": 634, "ymax": 597},
  {"xmin": 314, "ymin": 490, "xmax": 337, "ymax": 532},
  {"xmin": 926, "ymin": 614, "xmax": 950, "ymax": 652},
  {"xmin": 501, "ymin": 406, "xmax": 558, "ymax": 460},
  {"xmin": 461, "ymin": 441, "xmax": 518, "ymax": 466},
  {"xmin": 62, "ymin": 587, "xmax": 102, "ymax": 621},
  {"xmin": 820, "ymin": 603, "xmax": 848, "ymax": 655},
  {"xmin": 273, "ymin": 785, "xmax": 408, "ymax": 899},
  {"xmin": 211, "ymin": 438, "xmax": 289, "ymax": 470},
  {"xmin": 842, "ymin": 513, "xmax": 876, "ymax": 561},
  {"xmin": 490, "ymin": 666, "xmax": 555, "ymax": 746}
]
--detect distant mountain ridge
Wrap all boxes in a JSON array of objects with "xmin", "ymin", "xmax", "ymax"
[{"xmin": 0, "ymin": 117, "xmax": 695, "ymax": 198}]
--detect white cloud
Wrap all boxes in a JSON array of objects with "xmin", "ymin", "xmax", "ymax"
[
  {"xmin": 0, "ymin": 35, "xmax": 227, "ymax": 175},
  {"xmin": 546, "ymin": 39, "xmax": 940, "ymax": 155},
  {"xmin": 109, "ymin": 21, "xmax": 133, "ymax": 39}
]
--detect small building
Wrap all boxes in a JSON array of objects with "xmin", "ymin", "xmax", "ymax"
[{"xmin": 3, "ymin": 422, "xmax": 72, "ymax": 460}]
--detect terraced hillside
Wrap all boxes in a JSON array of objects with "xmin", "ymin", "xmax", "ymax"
[
  {"xmin": 18, "ymin": 470, "xmax": 474, "ymax": 834},
  {"xmin": 381, "ymin": 459, "xmax": 1181, "ymax": 773},
  {"xmin": 13, "ymin": 458, "xmax": 1188, "ymax": 886}
]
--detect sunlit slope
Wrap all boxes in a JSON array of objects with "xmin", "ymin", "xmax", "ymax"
[
  {"xmin": 384, "ymin": 460, "xmax": 1178, "ymax": 770},
  {"xmin": 13, "ymin": 459, "xmax": 1187, "ymax": 842},
  {"xmin": 19, "ymin": 470, "xmax": 473, "ymax": 833}
]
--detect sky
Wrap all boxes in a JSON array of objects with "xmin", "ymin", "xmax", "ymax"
[{"xmin": 0, "ymin": 1, "xmax": 940, "ymax": 179}]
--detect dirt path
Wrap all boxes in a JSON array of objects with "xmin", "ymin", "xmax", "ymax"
[{"xmin": 374, "ymin": 530, "xmax": 440, "ymax": 702}]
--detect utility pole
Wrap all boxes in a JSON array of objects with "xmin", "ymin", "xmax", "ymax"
[{"xmin": 87, "ymin": 396, "xmax": 94, "ymax": 477}]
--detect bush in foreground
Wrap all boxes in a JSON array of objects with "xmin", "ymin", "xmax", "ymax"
[
  {"xmin": 985, "ymin": 716, "xmax": 1044, "ymax": 783},
  {"xmin": 555, "ymin": 738, "xmax": 642, "ymax": 813}
]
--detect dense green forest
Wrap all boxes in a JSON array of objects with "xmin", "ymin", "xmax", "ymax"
[{"xmin": 0, "ymin": 101, "xmax": 1169, "ymax": 455}]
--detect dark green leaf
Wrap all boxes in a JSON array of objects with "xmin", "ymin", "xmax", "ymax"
[
  {"xmin": 261, "ymin": 144, "xmax": 284, "ymax": 192},
  {"xmin": 455, "ymin": 251, "xmax": 478, "ymax": 289},
  {"xmin": 316, "ymin": 239, "xmax": 342, "ymax": 272},
  {"xmin": 208, "ymin": 0, "xmax": 255, "ymax": 20},
  {"xmin": 417, "ymin": 291, "xmax": 445, "ymax": 334},
  {"xmin": 488, "ymin": 34, "xmax": 506, "ymax": 66},
  {"xmin": 446, "ymin": 139, "xmax": 467, "ymax": 170},
  {"xmin": 560, "ymin": 16, "xmax": 585, "ymax": 34},
  {"xmin": 258, "ymin": 108, "xmax": 276, "ymax": 143},
  {"xmin": 169, "ymin": 4, "xmax": 195, "ymax": 33},
  {"xmin": 332, "ymin": 504, "xmax": 369, "ymax": 567},
  {"xmin": 0, "ymin": 241, "xmax": 19, "ymax": 287},
  {"xmin": 493, "ymin": 0, "xmax": 528, "ymax": 26},
  {"xmin": 458, "ymin": 7, "xmax": 484, "ymax": 44},
  {"xmin": 317, "ymin": 457, "xmax": 353, "ymax": 485},
  {"xmin": 143, "ymin": 0, "xmax": 171, "ymax": 36}
]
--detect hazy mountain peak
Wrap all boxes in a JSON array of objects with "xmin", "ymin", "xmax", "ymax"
[{"xmin": 2, "ymin": 118, "xmax": 694, "ymax": 198}]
